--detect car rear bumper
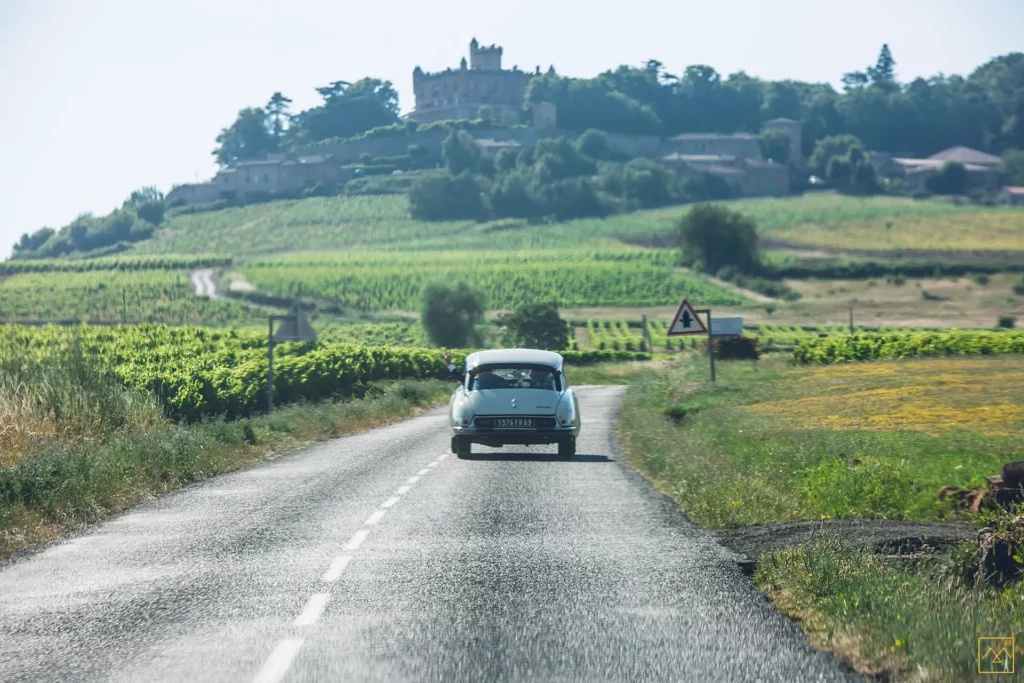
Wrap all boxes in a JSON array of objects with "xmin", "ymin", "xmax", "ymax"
[{"xmin": 452, "ymin": 425, "xmax": 577, "ymax": 446}]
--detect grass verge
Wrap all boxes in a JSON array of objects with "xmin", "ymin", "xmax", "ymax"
[
  {"xmin": 617, "ymin": 352, "xmax": 1024, "ymax": 679},
  {"xmin": 756, "ymin": 538, "xmax": 1023, "ymax": 680},
  {"xmin": 0, "ymin": 379, "xmax": 451, "ymax": 561},
  {"xmin": 618, "ymin": 354, "xmax": 1023, "ymax": 528}
]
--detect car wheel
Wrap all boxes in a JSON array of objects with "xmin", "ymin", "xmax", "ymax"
[
  {"xmin": 558, "ymin": 437, "xmax": 575, "ymax": 459},
  {"xmin": 455, "ymin": 438, "xmax": 473, "ymax": 459}
]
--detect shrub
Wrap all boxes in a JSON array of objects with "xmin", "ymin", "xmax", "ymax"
[
  {"xmin": 997, "ymin": 315, "xmax": 1016, "ymax": 329},
  {"xmin": 678, "ymin": 204, "xmax": 760, "ymax": 275},
  {"xmin": 713, "ymin": 336, "xmax": 760, "ymax": 361},
  {"xmin": 408, "ymin": 172, "xmax": 489, "ymax": 221},
  {"xmin": 499, "ymin": 301, "xmax": 571, "ymax": 350},
  {"xmin": 1013, "ymin": 278, "xmax": 1024, "ymax": 296},
  {"xmin": 421, "ymin": 281, "xmax": 486, "ymax": 348},
  {"xmin": 972, "ymin": 273, "xmax": 990, "ymax": 286}
]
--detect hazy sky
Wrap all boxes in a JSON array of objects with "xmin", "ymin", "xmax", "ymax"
[{"xmin": 1, "ymin": 0, "xmax": 1022, "ymax": 257}]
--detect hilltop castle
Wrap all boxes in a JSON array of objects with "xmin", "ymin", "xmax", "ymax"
[{"xmin": 409, "ymin": 39, "xmax": 551, "ymax": 123}]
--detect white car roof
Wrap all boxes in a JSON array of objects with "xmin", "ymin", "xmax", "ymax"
[{"xmin": 464, "ymin": 349, "xmax": 564, "ymax": 372}]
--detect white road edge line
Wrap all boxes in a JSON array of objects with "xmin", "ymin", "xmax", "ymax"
[
  {"xmin": 365, "ymin": 510, "xmax": 386, "ymax": 526},
  {"xmin": 381, "ymin": 496, "xmax": 401, "ymax": 508},
  {"xmin": 253, "ymin": 638, "xmax": 304, "ymax": 683},
  {"xmin": 322, "ymin": 555, "xmax": 352, "ymax": 582},
  {"xmin": 294, "ymin": 593, "xmax": 330, "ymax": 627},
  {"xmin": 406, "ymin": 476, "xmax": 420, "ymax": 485},
  {"xmin": 396, "ymin": 484, "xmax": 413, "ymax": 494},
  {"xmin": 438, "ymin": 453, "xmax": 449, "ymax": 460},
  {"xmin": 417, "ymin": 468, "xmax": 430, "ymax": 476},
  {"xmin": 345, "ymin": 529, "xmax": 370, "ymax": 551},
  {"xmin": 427, "ymin": 461, "xmax": 439, "ymax": 468}
]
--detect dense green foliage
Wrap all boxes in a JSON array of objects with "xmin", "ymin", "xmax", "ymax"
[
  {"xmin": 500, "ymin": 302, "xmax": 571, "ymax": 350},
  {"xmin": 793, "ymin": 330, "xmax": 1024, "ymax": 364},
  {"xmin": 0, "ymin": 325, "xmax": 651, "ymax": 423},
  {"xmin": 678, "ymin": 204, "xmax": 760, "ymax": 274},
  {"xmin": 421, "ymin": 281, "xmax": 486, "ymax": 348},
  {"xmin": 13, "ymin": 188, "xmax": 168, "ymax": 260}
]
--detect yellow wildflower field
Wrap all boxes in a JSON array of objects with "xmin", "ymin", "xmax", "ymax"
[{"xmin": 747, "ymin": 357, "xmax": 1024, "ymax": 437}]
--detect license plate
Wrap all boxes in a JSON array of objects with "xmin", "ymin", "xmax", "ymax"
[{"xmin": 495, "ymin": 418, "xmax": 535, "ymax": 428}]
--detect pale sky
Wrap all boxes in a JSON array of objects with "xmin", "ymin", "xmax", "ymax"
[{"xmin": 1, "ymin": 0, "xmax": 1022, "ymax": 257}]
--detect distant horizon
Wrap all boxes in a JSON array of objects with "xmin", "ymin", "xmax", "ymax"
[{"xmin": 2, "ymin": 0, "xmax": 1023, "ymax": 258}]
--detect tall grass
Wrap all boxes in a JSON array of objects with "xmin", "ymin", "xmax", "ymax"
[{"xmin": 0, "ymin": 338, "xmax": 164, "ymax": 465}]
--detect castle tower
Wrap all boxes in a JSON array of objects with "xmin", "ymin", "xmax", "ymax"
[{"xmin": 469, "ymin": 38, "xmax": 502, "ymax": 71}]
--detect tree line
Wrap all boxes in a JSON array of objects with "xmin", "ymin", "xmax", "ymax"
[{"xmin": 213, "ymin": 46, "xmax": 1024, "ymax": 167}]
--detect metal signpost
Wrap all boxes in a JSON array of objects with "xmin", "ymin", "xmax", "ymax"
[
  {"xmin": 267, "ymin": 303, "xmax": 317, "ymax": 413},
  {"xmin": 667, "ymin": 299, "xmax": 715, "ymax": 382}
]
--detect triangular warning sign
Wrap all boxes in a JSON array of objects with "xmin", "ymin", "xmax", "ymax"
[
  {"xmin": 273, "ymin": 304, "xmax": 318, "ymax": 343},
  {"xmin": 667, "ymin": 299, "xmax": 706, "ymax": 336}
]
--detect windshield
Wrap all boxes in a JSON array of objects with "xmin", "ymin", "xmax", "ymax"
[{"xmin": 469, "ymin": 365, "xmax": 560, "ymax": 391}]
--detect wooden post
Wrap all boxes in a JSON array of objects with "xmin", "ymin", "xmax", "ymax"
[
  {"xmin": 849, "ymin": 303, "xmax": 854, "ymax": 334},
  {"xmin": 122, "ymin": 286, "xmax": 127, "ymax": 325},
  {"xmin": 696, "ymin": 308, "xmax": 715, "ymax": 383}
]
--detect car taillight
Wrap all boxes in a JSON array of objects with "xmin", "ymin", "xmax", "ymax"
[{"xmin": 462, "ymin": 419, "xmax": 470, "ymax": 426}]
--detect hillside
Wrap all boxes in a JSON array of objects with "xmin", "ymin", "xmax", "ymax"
[{"xmin": 138, "ymin": 192, "xmax": 1024, "ymax": 257}]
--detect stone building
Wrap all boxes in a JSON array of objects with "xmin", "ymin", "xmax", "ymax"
[
  {"xmin": 167, "ymin": 154, "xmax": 352, "ymax": 206},
  {"xmin": 409, "ymin": 39, "xmax": 543, "ymax": 123},
  {"xmin": 871, "ymin": 146, "xmax": 1003, "ymax": 191}
]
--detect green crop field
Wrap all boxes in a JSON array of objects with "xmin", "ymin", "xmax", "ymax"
[
  {"xmin": 134, "ymin": 193, "xmax": 1024, "ymax": 258},
  {"xmin": 0, "ymin": 270, "xmax": 262, "ymax": 325},
  {"xmin": 239, "ymin": 249, "xmax": 743, "ymax": 311}
]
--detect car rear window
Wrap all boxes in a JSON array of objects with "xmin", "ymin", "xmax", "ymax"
[{"xmin": 469, "ymin": 365, "xmax": 560, "ymax": 391}]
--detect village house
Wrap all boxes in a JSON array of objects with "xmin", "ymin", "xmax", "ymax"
[
  {"xmin": 167, "ymin": 154, "xmax": 351, "ymax": 206},
  {"xmin": 997, "ymin": 186, "xmax": 1024, "ymax": 205},
  {"xmin": 871, "ymin": 146, "xmax": 1003, "ymax": 191}
]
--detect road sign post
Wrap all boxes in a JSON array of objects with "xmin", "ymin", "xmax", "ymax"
[
  {"xmin": 267, "ymin": 303, "xmax": 318, "ymax": 413},
  {"xmin": 696, "ymin": 308, "xmax": 715, "ymax": 383},
  {"xmin": 667, "ymin": 298, "xmax": 715, "ymax": 382}
]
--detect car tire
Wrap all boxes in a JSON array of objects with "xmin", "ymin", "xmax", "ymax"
[
  {"xmin": 558, "ymin": 437, "xmax": 575, "ymax": 459},
  {"xmin": 455, "ymin": 438, "xmax": 473, "ymax": 459}
]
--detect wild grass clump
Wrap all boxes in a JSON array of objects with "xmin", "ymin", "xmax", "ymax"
[{"xmin": 0, "ymin": 339, "xmax": 164, "ymax": 465}]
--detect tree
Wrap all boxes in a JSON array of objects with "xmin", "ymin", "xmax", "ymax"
[
  {"xmin": 826, "ymin": 155, "xmax": 853, "ymax": 185},
  {"xmin": 851, "ymin": 159, "xmax": 880, "ymax": 195},
  {"xmin": 867, "ymin": 44, "xmax": 897, "ymax": 85},
  {"xmin": 575, "ymin": 129, "xmax": 612, "ymax": 160},
  {"xmin": 809, "ymin": 134, "xmax": 865, "ymax": 176},
  {"xmin": 265, "ymin": 92, "xmax": 293, "ymax": 140},
  {"xmin": 756, "ymin": 129, "xmax": 791, "ymax": 163},
  {"xmin": 678, "ymin": 204, "xmax": 760, "ymax": 275},
  {"xmin": 421, "ymin": 281, "xmax": 486, "ymax": 348},
  {"xmin": 925, "ymin": 161, "xmax": 968, "ymax": 194},
  {"xmin": 408, "ymin": 172, "xmax": 488, "ymax": 221},
  {"xmin": 123, "ymin": 186, "xmax": 165, "ymax": 225},
  {"xmin": 12, "ymin": 227, "xmax": 55, "ymax": 255},
  {"xmin": 1001, "ymin": 149, "xmax": 1024, "ymax": 184},
  {"xmin": 500, "ymin": 302, "xmax": 571, "ymax": 350},
  {"xmin": 443, "ymin": 130, "xmax": 482, "ymax": 175},
  {"xmin": 213, "ymin": 107, "xmax": 276, "ymax": 166},
  {"xmin": 289, "ymin": 78, "xmax": 400, "ymax": 143},
  {"xmin": 621, "ymin": 158, "xmax": 675, "ymax": 207}
]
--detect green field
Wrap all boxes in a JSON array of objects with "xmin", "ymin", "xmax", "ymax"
[
  {"xmin": 135, "ymin": 193, "xmax": 1024, "ymax": 257},
  {"xmin": 0, "ymin": 269, "xmax": 261, "ymax": 324},
  {"xmin": 240, "ymin": 249, "xmax": 743, "ymax": 312}
]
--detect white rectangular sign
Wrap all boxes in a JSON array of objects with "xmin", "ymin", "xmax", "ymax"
[{"xmin": 710, "ymin": 317, "xmax": 743, "ymax": 337}]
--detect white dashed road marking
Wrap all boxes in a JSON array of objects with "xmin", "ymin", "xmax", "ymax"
[
  {"xmin": 345, "ymin": 529, "xmax": 370, "ymax": 551},
  {"xmin": 253, "ymin": 638, "xmax": 304, "ymax": 683},
  {"xmin": 406, "ymin": 476, "xmax": 420, "ymax": 485},
  {"xmin": 417, "ymin": 468, "xmax": 430, "ymax": 476},
  {"xmin": 322, "ymin": 556, "xmax": 351, "ymax": 582},
  {"xmin": 381, "ymin": 495, "xmax": 401, "ymax": 508},
  {"xmin": 365, "ymin": 510, "xmax": 386, "ymax": 526},
  {"xmin": 294, "ymin": 593, "xmax": 330, "ymax": 627}
]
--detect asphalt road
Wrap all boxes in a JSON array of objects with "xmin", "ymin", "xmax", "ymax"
[
  {"xmin": 0, "ymin": 386, "xmax": 859, "ymax": 682},
  {"xmin": 190, "ymin": 268, "xmax": 219, "ymax": 299}
]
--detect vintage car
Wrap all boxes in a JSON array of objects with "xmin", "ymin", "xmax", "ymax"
[{"xmin": 449, "ymin": 349, "xmax": 581, "ymax": 458}]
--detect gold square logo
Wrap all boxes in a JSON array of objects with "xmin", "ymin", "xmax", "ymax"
[{"xmin": 978, "ymin": 637, "xmax": 1015, "ymax": 674}]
